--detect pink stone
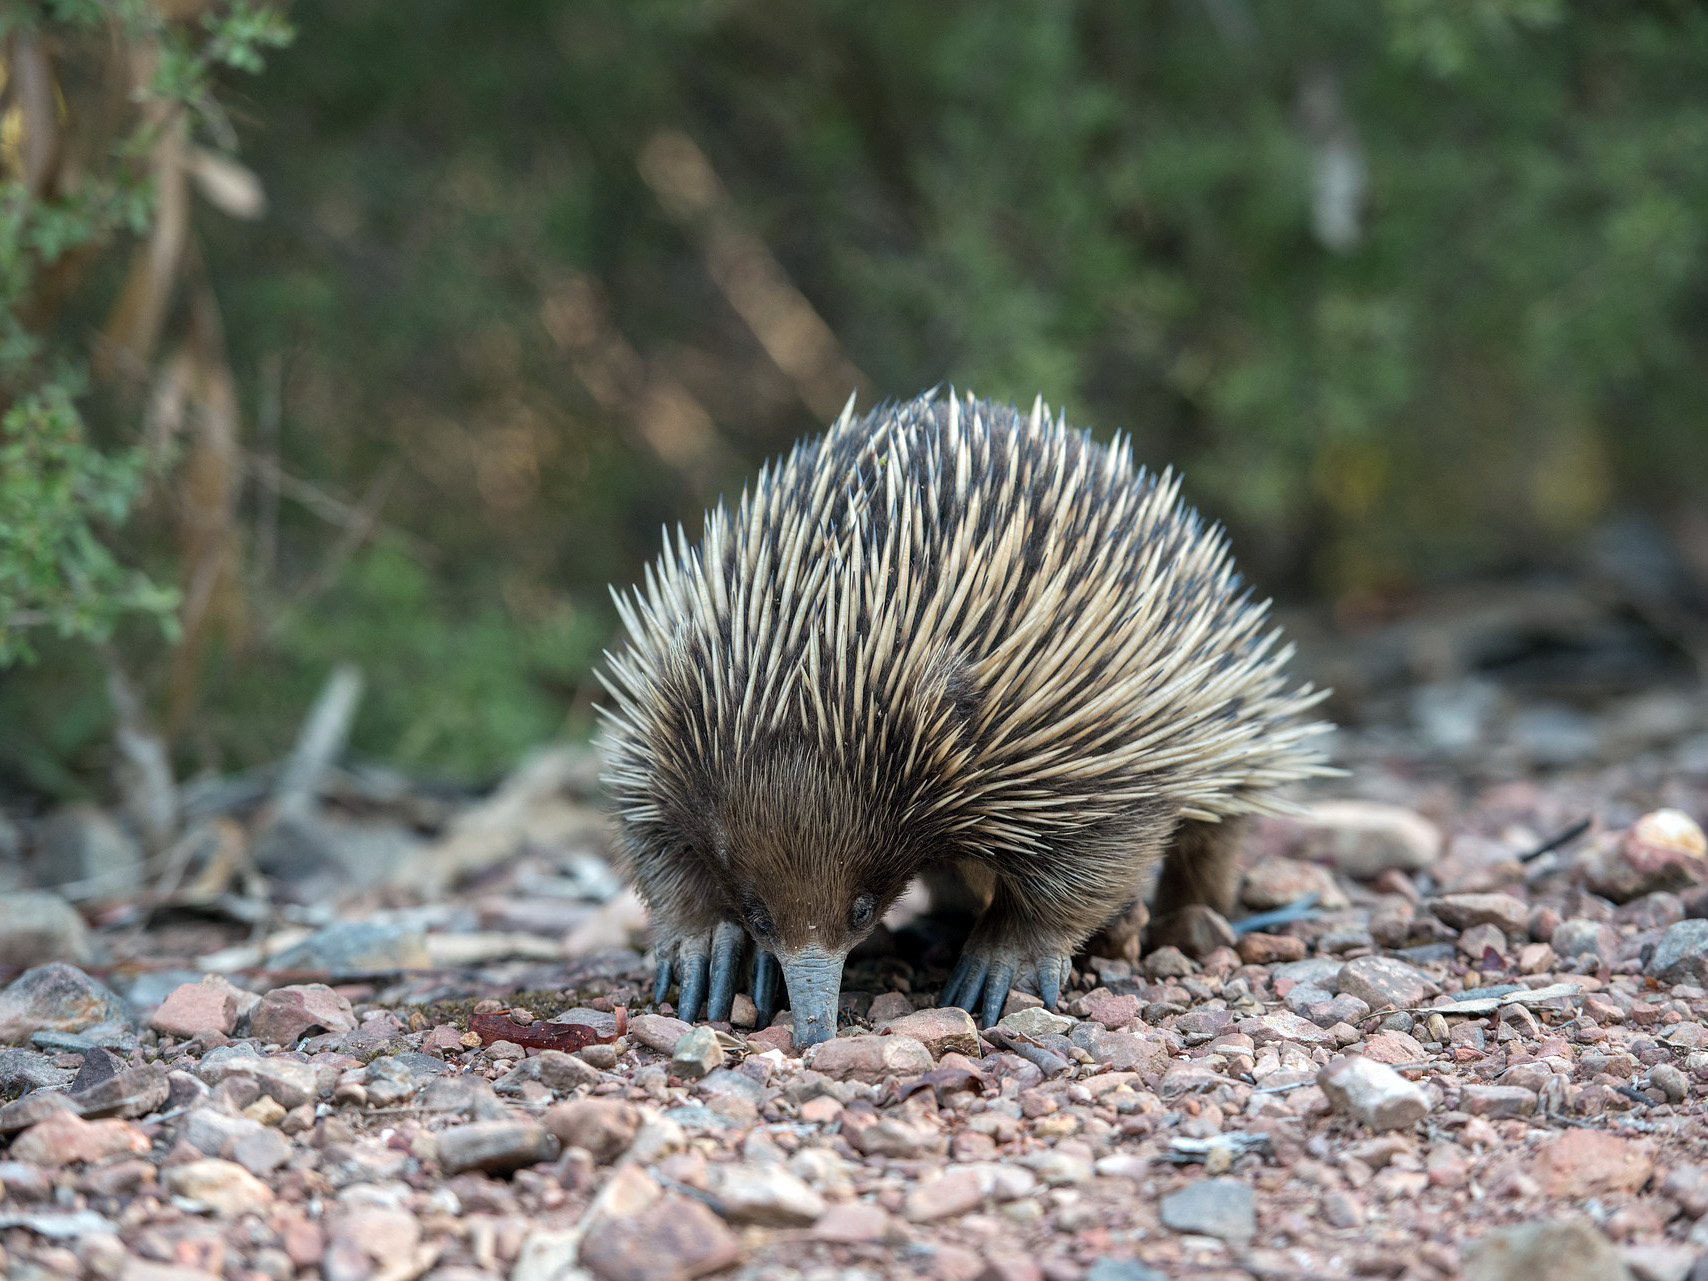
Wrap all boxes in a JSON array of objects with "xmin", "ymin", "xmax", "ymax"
[
  {"xmin": 1532, "ymin": 1130, "xmax": 1653, "ymax": 1198},
  {"xmin": 813, "ymin": 1202, "xmax": 894, "ymax": 1243},
  {"xmin": 423, "ymin": 1024, "xmax": 465, "ymax": 1055},
  {"xmin": 10, "ymin": 1109, "xmax": 150, "ymax": 1167},
  {"xmin": 904, "ymin": 1167, "xmax": 988, "ymax": 1222},
  {"xmin": 149, "ymin": 977, "xmax": 242, "ymax": 1039},
  {"xmin": 1080, "ymin": 989, "xmax": 1142, "ymax": 1030},
  {"xmin": 805, "ymin": 1034, "xmax": 932, "ymax": 1081},
  {"xmin": 247, "ymin": 984, "xmax": 356, "ymax": 1045},
  {"xmin": 745, "ymin": 1024, "xmax": 794, "ymax": 1055},
  {"xmin": 877, "ymin": 1007, "xmax": 979, "ymax": 1057}
]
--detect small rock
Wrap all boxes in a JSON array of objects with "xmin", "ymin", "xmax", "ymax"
[
  {"xmin": 247, "ymin": 984, "xmax": 356, "ymax": 1045},
  {"xmin": 1240, "ymin": 859, "xmax": 1350, "ymax": 911},
  {"xmin": 905, "ymin": 1167, "xmax": 989, "ymax": 1222},
  {"xmin": 1647, "ymin": 919, "xmax": 1708, "ymax": 985},
  {"xmin": 1590, "ymin": 808, "xmax": 1708, "ymax": 903},
  {"xmin": 0, "ymin": 892, "xmax": 95, "ymax": 968},
  {"xmin": 180, "ymin": 1106, "xmax": 290, "ymax": 1174},
  {"xmin": 513, "ymin": 1229, "xmax": 581, "ymax": 1281},
  {"xmin": 1458, "ymin": 1084, "xmax": 1537, "ymax": 1119},
  {"xmin": 328, "ymin": 1206, "xmax": 420, "ymax": 1270},
  {"xmin": 879, "ymin": 1007, "xmax": 980, "ymax": 1056},
  {"xmin": 0, "ymin": 1088, "xmax": 80, "ymax": 1133},
  {"xmin": 1650, "ymin": 1062, "xmax": 1690, "ymax": 1103},
  {"xmin": 1079, "ymin": 990, "xmax": 1141, "ymax": 1029},
  {"xmin": 670, "ymin": 1026, "xmax": 724, "ymax": 1079},
  {"xmin": 1661, "ymin": 1164, "xmax": 1708, "ymax": 1218},
  {"xmin": 148, "ymin": 976, "xmax": 244, "ymax": 1040},
  {"xmin": 843, "ymin": 1114, "xmax": 945, "ymax": 1158},
  {"xmin": 544, "ymin": 1098, "xmax": 641, "ymax": 1163},
  {"xmin": 1318, "ymin": 1055, "xmax": 1431, "ymax": 1131},
  {"xmin": 704, "ymin": 1161, "xmax": 825, "ymax": 1226},
  {"xmin": 10, "ymin": 1110, "xmax": 149, "ymax": 1167},
  {"xmin": 580, "ymin": 1191, "xmax": 741, "ymax": 1281},
  {"xmin": 998, "ymin": 1006, "xmax": 1074, "ymax": 1039},
  {"xmin": 1237, "ymin": 932, "xmax": 1308, "ymax": 965},
  {"xmin": 1463, "ymin": 1220, "xmax": 1632, "ymax": 1281},
  {"xmin": 1281, "ymin": 800, "xmax": 1441, "ymax": 876},
  {"xmin": 1552, "ymin": 918, "xmax": 1619, "ymax": 967},
  {"xmin": 1070, "ymin": 1026, "xmax": 1170, "ymax": 1074},
  {"xmin": 71, "ymin": 1061, "xmax": 168, "ymax": 1119},
  {"xmin": 806, "ymin": 1034, "xmax": 933, "ymax": 1081},
  {"xmin": 629, "ymin": 1013, "xmax": 692, "ymax": 1053},
  {"xmin": 1158, "ymin": 1177, "xmax": 1256, "ymax": 1244},
  {"xmin": 868, "ymin": 992, "xmax": 913, "ymax": 1023},
  {"xmin": 249, "ymin": 1058, "xmax": 322, "ymax": 1110},
  {"xmin": 1337, "ymin": 955, "xmax": 1436, "ymax": 1010},
  {"xmin": 163, "ymin": 1157, "xmax": 275, "ymax": 1217},
  {"xmin": 1142, "ymin": 946, "xmax": 1196, "ymax": 978},
  {"xmin": 1532, "ymin": 1130, "xmax": 1653, "ymax": 1198},
  {"xmin": 814, "ymin": 1202, "xmax": 895, "ymax": 1243},
  {"xmin": 0, "ymin": 963, "xmax": 130, "ymax": 1044},
  {"xmin": 1429, "ymin": 893, "xmax": 1530, "ymax": 935},
  {"xmin": 1457, "ymin": 922, "xmax": 1508, "ymax": 959},
  {"xmin": 435, "ymin": 1119, "xmax": 556, "ymax": 1174},
  {"xmin": 728, "ymin": 993, "xmax": 758, "ymax": 1029},
  {"xmin": 1082, "ymin": 1262, "xmax": 1167, "ymax": 1281},
  {"xmin": 0, "ymin": 1047, "xmax": 75, "ymax": 1095}
]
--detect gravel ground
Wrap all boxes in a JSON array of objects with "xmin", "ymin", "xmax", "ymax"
[{"xmin": 4, "ymin": 710, "xmax": 1708, "ymax": 1281}]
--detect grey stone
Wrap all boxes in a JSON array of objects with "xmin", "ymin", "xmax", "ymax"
[
  {"xmin": 1337, "ymin": 955, "xmax": 1436, "ymax": 1010},
  {"xmin": 1648, "ymin": 919, "xmax": 1708, "ymax": 985},
  {"xmin": 999, "ymin": 1007, "xmax": 1075, "ymax": 1039},
  {"xmin": 697, "ymin": 1067, "xmax": 764, "ymax": 1105},
  {"xmin": 0, "ymin": 1048, "xmax": 75, "ymax": 1094},
  {"xmin": 70, "ymin": 1061, "xmax": 168, "ymax": 1119},
  {"xmin": 0, "ymin": 892, "xmax": 95, "ymax": 968},
  {"xmin": 1463, "ymin": 1220, "xmax": 1632, "ymax": 1281},
  {"xmin": 1085, "ymin": 1262, "xmax": 1168, "ymax": 1281},
  {"xmin": 1159, "ymin": 1177, "xmax": 1256, "ymax": 1244},
  {"xmin": 362, "ymin": 1055, "xmax": 420, "ymax": 1107},
  {"xmin": 435, "ymin": 1119, "xmax": 557, "ymax": 1174},
  {"xmin": 671, "ymin": 1026, "xmax": 725, "ymax": 1079},
  {"xmin": 0, "ymin": 964, "xmax": 130, "ymax": 1045},
  {"xmin": 1319, "ymin": 1055, "xmax": 1430, "ymax": 1130}
]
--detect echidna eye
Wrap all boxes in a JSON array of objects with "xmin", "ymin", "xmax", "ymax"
[
  {"xmin": 849, "ymin": 895, "xmax": 876, "ymax": 929},
  {"xmin": 741, "ymin": 893, "xmax": 774, "ymax": 938}
]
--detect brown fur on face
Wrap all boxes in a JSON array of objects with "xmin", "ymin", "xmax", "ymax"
[{"xmin": 705, "ymin": 741, "xmax": 921, "ymax": 956}]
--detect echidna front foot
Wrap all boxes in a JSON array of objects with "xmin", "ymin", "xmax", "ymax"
[
  {"xmin": 942, "ymin": 940, "xmax": 1073, "ymax": 1028},
  {"xmin": 654, "ymin": 919, "xmax": 747, "ymax": 1022}
]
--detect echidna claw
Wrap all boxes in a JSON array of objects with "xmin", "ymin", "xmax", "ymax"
[
  {"xmin": 980, "ymin": 958, "xmax": 1018, "ymax": 1029},
  {"xmin": 653, "ymin": 952, "xmax": 673, "ymax": 1007},
  {"xmin": 1038, "ymin": 955, "xmax": 1068, "ymax": 1011},
  {"xmin": 677, "ymin": 938, "xmax": 711, "ymax": 1022},
  {"xmin": 752, "ymin": 948, "xmax": 780, "ymax": 1025},
  {"xmin": 706, "ymin": 921, "xmax": 745, "ymax": 1023}
]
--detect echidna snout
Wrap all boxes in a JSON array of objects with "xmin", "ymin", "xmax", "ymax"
[{"xmin": 598, "ymin": 390, "xmax": 1335, "ymax": 1047}]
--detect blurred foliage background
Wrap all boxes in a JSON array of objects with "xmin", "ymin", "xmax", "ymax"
[{"xmin": 4, "ymin": 0, "xmax": 1708, "ymax": 796}]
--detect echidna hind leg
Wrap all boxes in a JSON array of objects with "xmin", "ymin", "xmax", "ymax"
[{"xmin": 1150, "ymin": 817, "xmax": 1244, "ymax": 921}]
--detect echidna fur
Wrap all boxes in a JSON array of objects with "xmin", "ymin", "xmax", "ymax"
[{"xmin": 597, "ymin": 390, "xmax": 1334, "ymax": 1046}]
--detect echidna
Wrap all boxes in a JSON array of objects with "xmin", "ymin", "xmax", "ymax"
[{"xmin": 598, "ymin": 391, "xmax": 1332, "ymax": 1046}]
